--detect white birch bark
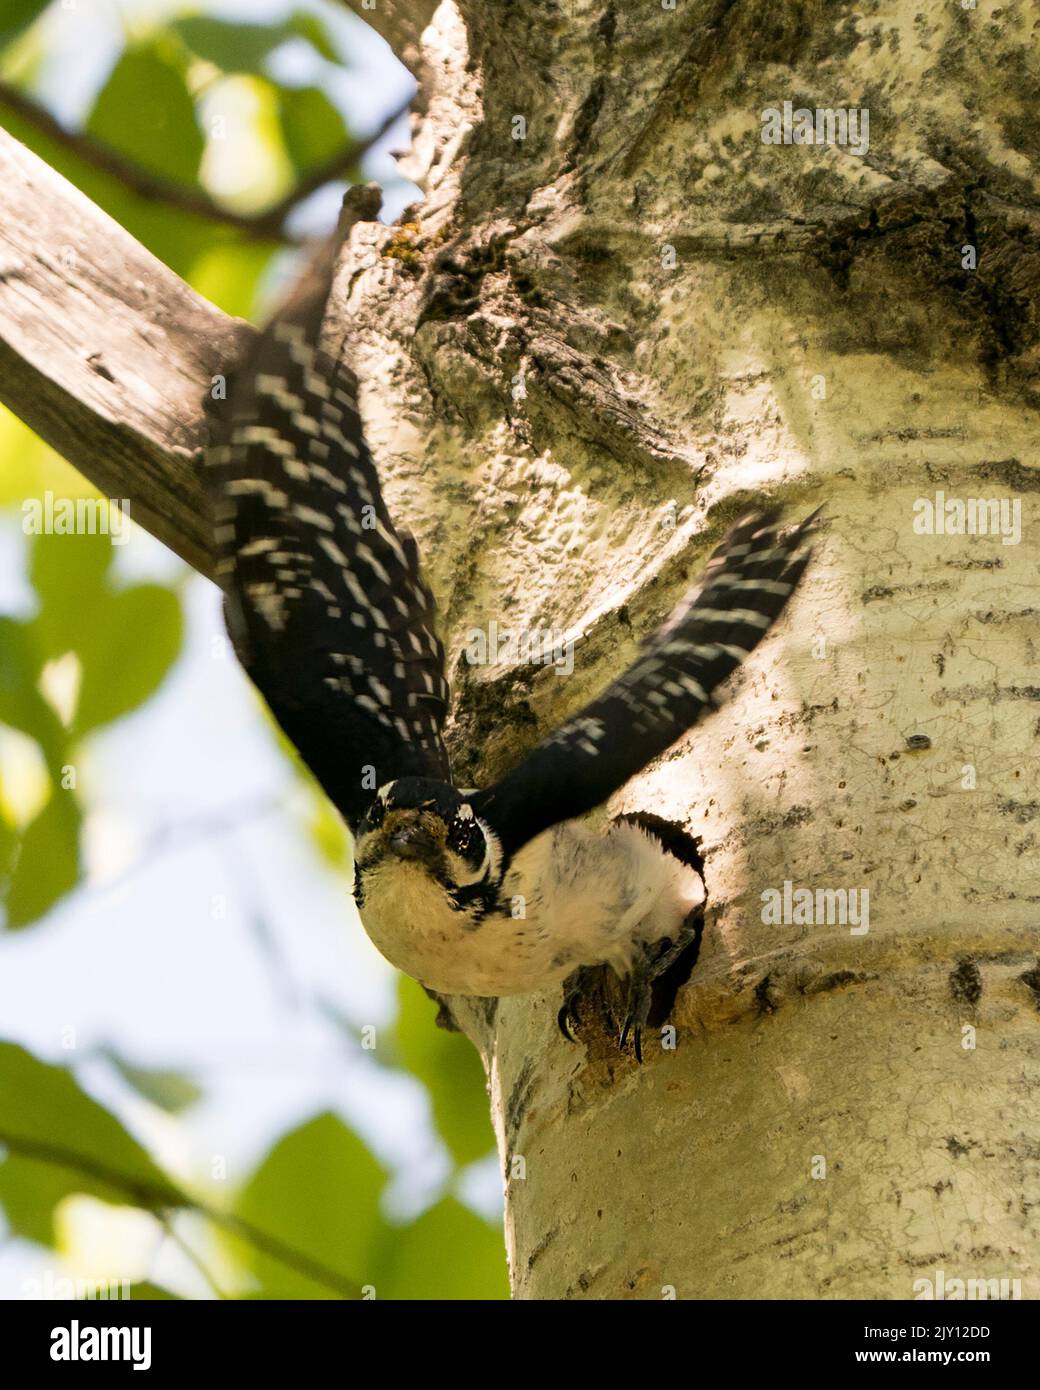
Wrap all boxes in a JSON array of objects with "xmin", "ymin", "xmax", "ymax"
[{"xmin": 339, "ymin": 0, "xmax": 1040, "ymax": 1299}]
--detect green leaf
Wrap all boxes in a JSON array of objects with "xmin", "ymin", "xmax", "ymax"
[
  {"xmin": 0, "ymin": 802, "xmax": 16, "ymax": 886},
  {"xmin": 0, "ymin": 1041, "xmax": 186, "ymax": 1245},
  {"xmin": 233, "ymin": 1112, "xmax": 384, "ymax": 1298},
  {"xmin": 0, "ymin": 617, "xmax": 69, "ymax": 779},
  {"xmin": 73, "ymin": 583, "xmax": 183, "ymax": 735},
  {"xmin": 172, "ymin": 18, "xmax": 289, "ymax": 73},
  {"xmin": 170, "ymin": 13, "xmax": 341, "ymax": 73},
  {"xmin": 0, "ymin": 544, "xmax": 182, "ymax": 927},
  {"xmin": 87, "ymin": 41, "xmax": 204, "ymax": 186},
  {"xmin": 0, "ymin": 1041, "xmax": 180, "ymax": 1187},
  {"xmin": 0, "ymin": 0, "xmax": 51, "ymax": 46},
  {"xmin": 186, "ymin": 239, "xmax": 278, "ymax": 319},
  {"xmin": 79, "ymin": 40, "xmax": 211, "ymax": 274},
  {"xmin": 127, "ymin": 1282, "xmax": 180, "ymax": 1300},
  {"xmin": 102, "ymin": 1049, "xmax": 203, "ymax": 1115},
  {"xmin": 0, "ymin": 1150, "xmax": 81, "ymax": 1245},
  {"xmin": 29, "ymin": 531, "xmax": 114, "ymax": 659},
  {"xmin": 30, "ymin": 527, "xmax": 113, "ymax": 603},
  {"xmin": 285, "ymin": 13, "xmax": 341, "ymax": 64},
  {"xmin": 394, "ymin": 977, "xmax": 495, "ymax": 1167},
  {"xmin": 23, "ymin": 533, "xmax": 184, "ymax": 735},
  {"xmin": 373, "ymin": 1199, "xmax": 509, "ymax": 1300},
  {"xmin": 278, "ymin": 85, "xmax": 348, "ymax": 173},
  {"xmin": 4, "ymin": 791, "xmax": 80, "ymax": 929}
]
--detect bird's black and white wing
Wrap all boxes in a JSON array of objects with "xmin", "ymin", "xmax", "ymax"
[
  {"xmin": 471, "ymin": 509, "xmax": 816, "ymax": 859},
  {"xmin": 204, "ymin": 190, "xmax": 450, "ymax": 832}
]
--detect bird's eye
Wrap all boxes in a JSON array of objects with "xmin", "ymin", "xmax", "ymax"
[{"xmin": 365, "ymin": 800, "xmax": 385, "ymax": 829}]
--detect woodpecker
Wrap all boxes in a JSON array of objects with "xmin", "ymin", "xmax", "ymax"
[{"xmin": 205, "ymin": 188, "xmax": 816, "ymax": 1053}]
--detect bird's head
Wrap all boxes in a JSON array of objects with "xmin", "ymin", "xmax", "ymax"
[{"xmin": 355, "ymin": 778, "xmax": 500, "ymax": 890}]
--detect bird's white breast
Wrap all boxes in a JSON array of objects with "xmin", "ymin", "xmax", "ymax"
[{"xmin": 357, "ymin": 820, "xmax": 703, "ymax": 997}]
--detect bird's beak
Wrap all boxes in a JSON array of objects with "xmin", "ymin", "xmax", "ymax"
[{"xmin": 390, "ymin": 826, "xmax": 436, "ymax": 860}]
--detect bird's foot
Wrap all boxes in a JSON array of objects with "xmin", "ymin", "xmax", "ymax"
[
  {"xmin": 557, "ymin": 965, "xmax": 608, "ymax": 1042},
  {"xmin": 559, "ymin": 907, "xmax": 702, "ymax": 1062},
  {"xmin": 620, "ymin": 927, "xmax": 695, "ymax": 1062}
]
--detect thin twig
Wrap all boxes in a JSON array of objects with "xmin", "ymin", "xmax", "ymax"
[
  {"xmin": 0, "ymin": 1130, "xmax": 362, "ymax": 1299},
  {"xmin": 158, "ymin": 1213, "xmax": 229, "ymax": 1300},
  {"xmin": 79, "ymin": 794, "xmax": 285, "ymax": 903},
  {"xmin": 0, "ymin": 79, "xmax": 412, "ymax": 240},
  {"xmin": 247, "ymin": 95, "xmax": 413, "ymax": 235}
]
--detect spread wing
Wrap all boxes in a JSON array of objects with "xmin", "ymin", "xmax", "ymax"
[
  {"xmin": 204, "ymin": 190, "xmax": 450, "ymax": 832},
  {"xmin": 472, "ymin": 508, "xmax": 817, "ymax": 859}
]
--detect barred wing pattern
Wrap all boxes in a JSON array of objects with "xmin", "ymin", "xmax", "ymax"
[
  {"xmin": 472, "ymin": 509, "xmax": 816, "ymax": 859},
  {"xmin": 205, "ymin": 212, "xmax": 451, "ymax": 832}
]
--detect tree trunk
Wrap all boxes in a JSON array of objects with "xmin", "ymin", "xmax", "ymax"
[
  {"xmin": 3, "ymin": 0, "xmax": 1038, "ymax": 1300},
  {"xmin": 341, "ymin": 0, "xmax": 1040, "ymax": 1299}
]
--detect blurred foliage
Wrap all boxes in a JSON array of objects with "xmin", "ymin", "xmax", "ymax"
[
  {"xmin": 0, "ymin": 0, "xmax": 364, "ymax": 295},
  {"xmin": 0, "ymin": 1041, "xmax": 187, "ymax": 1246},
  {"xmin": 100, "ymin": 1048, "xmax": 203, "ymax": 1116},
  {"xmin": 88, "ymin": 39, "xmax": 205, "ymax": 185},
  {"xmin": 0, "ymin": 527, "xmax": 184, "ymax": 928},
  {"xmin": 170, "ymin": 15, "xmax": 340, "ymax": 73},
  {"xmin": 0, "ymin": 0, "xmax": 50, "ymax": 49},
  {"xmin": 0, "ymin": 1034, "xmax": 507, "ymax": 1299},
  {"xmin": 0, "ymin": 0, "xmax": 504, "ymax": 1301},
  {"xmin": 232, "ymin": 1111, "xmax": 385, "ymax": 1297},
  {"xmin": 394, "ymin": 977, "xmax": 495, "ymax": 1169}
]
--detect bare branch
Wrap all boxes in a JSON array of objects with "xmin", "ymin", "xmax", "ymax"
[
  {"xmin": 247, "ymin": 94, "xmax": 412, "ymax": 236},
  {"xmin": 0, "ymin": 126, "xmax": 253, "ymax": 578}
]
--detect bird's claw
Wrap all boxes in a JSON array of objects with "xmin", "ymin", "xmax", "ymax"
[
  {"xmin": 620, "ymin": 979, "xmax": 652, "ymax": 1064},
  {"xmin": 558, "ymin": 964, "xmax": 648, "ymax": 1061},
  {"xmin": 619, "ymin": 1013, "xmax": 644, "ymax": 1063},
  {"xmin": 558, "ymin": 966, "xmax": 599, "ymax": 1042},
  {"xmin": 558, "ymin": 911, "xmax": 699, "ymax": 1061}
]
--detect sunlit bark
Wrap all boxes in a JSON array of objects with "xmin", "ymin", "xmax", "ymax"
[{"xmin": 347, "ymin": 0, "xmax": 1040, "ymax": 1300}]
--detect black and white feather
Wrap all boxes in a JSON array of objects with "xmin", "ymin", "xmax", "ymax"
[
  {"xmin": 470, "ymin": 508, "xmax": 816, "ymax": 861},
  {"xmin": 205, "ymin": 197, "xmax": 817, "ymax": 1032},
  {"xmin": 205, "ymin": 190, "xmax": 450, "ymax": 833}
]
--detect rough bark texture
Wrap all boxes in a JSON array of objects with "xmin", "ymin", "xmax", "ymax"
[
  {"xmin": 334, "ymin": 0, "xmax": 1040, "ymax": 1299},
  {"xmin": 3, "ymin": 0, "xmax": 1039, "ymax": 1299}
]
